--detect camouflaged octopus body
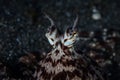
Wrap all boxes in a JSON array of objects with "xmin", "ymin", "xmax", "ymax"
[{"xmin": 34, "ymin": 15, "xmax": 105, "ymax": 80}]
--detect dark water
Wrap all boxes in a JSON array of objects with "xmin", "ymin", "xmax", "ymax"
[{"xmin": 0, "ymin": 0, "xmax": 120, "ymax": 80}]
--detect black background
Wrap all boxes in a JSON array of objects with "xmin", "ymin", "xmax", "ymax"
[{"xmin": 0, "ymin": 0, "xmax": 120, "ymax": 80}]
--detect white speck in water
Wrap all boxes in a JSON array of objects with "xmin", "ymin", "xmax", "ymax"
[
  {"xmin": 112, "ymin": 53, "xmax": 116, "ymax": 56},
  {"xmin": 102, "ymin": 48, "xmax": 106, "ymax": 51},
  {"xmin": 103, "ymin": 28, "xmax": 107, "ymax": 36},
  {"xmin": 103, "ymin": 28, "xmax": 108, "ymax": 32},
  {"xmin": 92, "ymin": 7, "xmax": 101, "ymax": 20},
  {"xmin": 89, "ymin": 31, "xmax": 94, "ymax": 37},
  {"xmin": 112, "ymin": 32, "xmax": 117, "ymax": 37},
  {"xmin": 38, "ymin": 24, "xmax": 41, "ymax": 28},
  {"xmin": 7, "ymin": 57, "xmax": 10, "ymax": 60},
  {"xmin": 108, "ymin": 73, "xmax": 112, "ymax": 76},
  {"xmin": 91, "ymin": 43, "xmax": 96, "ymax": 47},
  {"xmin": 103, "ymin": 36, "xmax": 107, "ymax": 41},
  {"xmin": 16, "ymin": 18, "xmax": 20, "ymax": 22},
  {"xmin": 66, "ymin": 12, "xmax": 71, "ymax": 17},
  {"xmin": 93, "ymin": 38, "xmax": 97, "ymax": 41},
  {"xmin": 5, "ymin": 9, "xmax": 11, "ymax": 15},
  {"xmin": 106, "ymin": 60, "xmax": 112, "ymax": 64},
  {"xmin": 119, "ymin": 63, "xmax": 120, "ymax": 66}
]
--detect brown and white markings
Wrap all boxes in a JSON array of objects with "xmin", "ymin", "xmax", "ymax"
[{"xmin": 34, "ymin": 15, "xmax": 106, "ymax": 80}]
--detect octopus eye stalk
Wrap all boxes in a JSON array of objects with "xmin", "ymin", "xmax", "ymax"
[
  {"xmin": 62, "ymin": 15, "xmax": 79, "ymax": 47},
  {"xmin": 72, "ymin": 15, "xmax": 78, "ymax": 31},
  {"xmin": 45, "ymin": 14, "xmax": 59, "ymax": 48},
  {"xmin": 45, "ymin": 13, "xmax": 55, "ymax": 28}
]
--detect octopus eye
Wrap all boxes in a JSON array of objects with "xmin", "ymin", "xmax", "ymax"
[
  {"xmin": 73, "ymin": 31, "xmax": 77, "ymax": 36},
  {"xmin": 62, "ymin": 15, "xmax": 78, "ymax": 47},
  {"xmin": 64, "ymin": 39, "xmax": 68, "ymax": 42},
  {"xmin": 51, "ymin": 38, "xmax": 54, "ymax": 41}
]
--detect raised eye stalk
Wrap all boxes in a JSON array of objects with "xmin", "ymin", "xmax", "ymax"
[
  {"xmin": 72, "ymin": 15, "xmax": 78, "ymax": 30},
  {"xmin": 45, "ymin": 13, "xmax": 55, "ymax": 28},
  {"xmin": 61, "ymin": 16, "xmax": 79, "ymax": 48},
  {"xmin": 45, "ymin": 14, "xmax": 59, "ymax": 48}
]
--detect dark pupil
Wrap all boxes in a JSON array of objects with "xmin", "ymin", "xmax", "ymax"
[
  {"xmin": 64, "ymin": 39, "xmax": 68, "ymax": 42},
  {"xmin": 51, "ymin": 38, "xmax": 54, "ymax": 41}
]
